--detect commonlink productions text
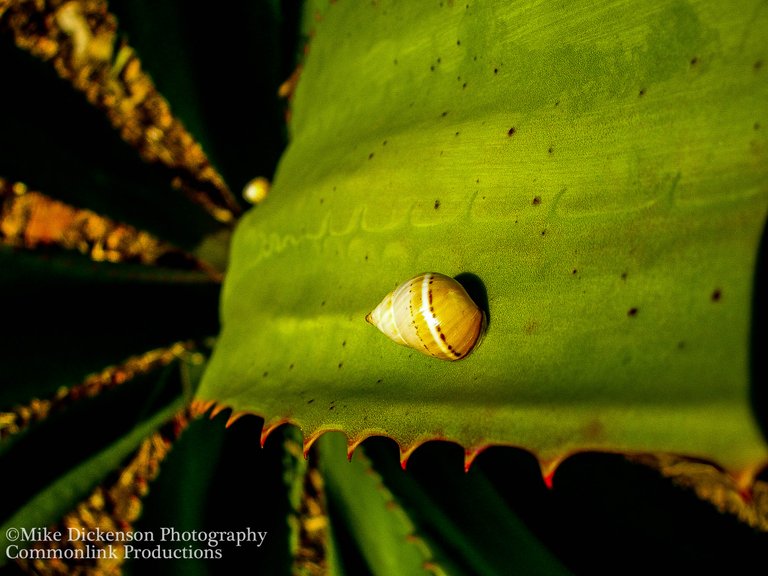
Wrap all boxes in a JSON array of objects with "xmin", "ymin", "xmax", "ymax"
[{"xmin": 4, "ymin": 526, "xmax": 267, "ymax": 561}]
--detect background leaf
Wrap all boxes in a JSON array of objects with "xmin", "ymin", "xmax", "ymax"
[{"xmin": 0, "ymin": 247, "xmax": 219, "ymax": 406}]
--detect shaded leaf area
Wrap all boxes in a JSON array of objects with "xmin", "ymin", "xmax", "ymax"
[
  {"xmin": 109, "ymin": 0, "xmax": 298, "ymax": 199},
  {"xmin": 0, "ymin": 35, "xmax": 222, "ymax": 251},
  {"xmin": 0, "ymin": 342, "xmax": 192, "ymax": 442},
  {"xmin": 0, "ymin": 359, "xmax": 187, "ymax": 565},
  {"xmin": 0, "ymin": 246, "xmax": 219, "ymax": 407},
  {"xmin": 125, "ymin": 414, "xmax": 291, "ymax": 576},
  {"xmin": 283, "ymin": 426, "xmax": 335, "ymax": 576},
  {"xmin": 200, "ymin": 0, "xmax": 768, "ymax": 474},
  {"xmin": 362, "ymin": 439, "xmax": 768, "ymax": 575},
  {"xmin": 318, "ymin": 433, "xmax": 440, "ymax": 576},
  {"xmin": 318, "ymin": 434, "xmax": 570, "ymax": 575}
]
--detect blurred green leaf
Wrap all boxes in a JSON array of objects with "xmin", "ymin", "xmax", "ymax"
[
  {"xmin": 0, "ymin": 246, "xmax": 219, "ymax": 407},
  {"xmin": 318, "ymin": 433, "xmax": 435, "ymax": 575},
  {"xmin": 0, "ymin": 35, "xmax": 223, "ymax": 249},
  {"xmin": 109, "ymin": 0, "xmax": 292, "ymax": 196},
  {"xmin": 364, "ymin": 440, "xmax": 571, "ymax": 575},
  {"xmin": 0, "ymin": 394, "xmax": 184, "ymax": 567}
]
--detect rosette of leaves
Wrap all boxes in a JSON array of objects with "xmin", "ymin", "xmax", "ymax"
[{"xmin": 1, "ymin": 1, "xmax": 767, "ymax": 575}]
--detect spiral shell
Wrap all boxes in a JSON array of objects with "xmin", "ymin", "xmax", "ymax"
[{"xmin": 365, "ymin": 273, "xmax": 485, "ymax": 360}]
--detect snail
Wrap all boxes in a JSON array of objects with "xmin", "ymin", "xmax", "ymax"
[{"xmin": 365, "ymin": 273, "xmax": 485, "ymax": 360}]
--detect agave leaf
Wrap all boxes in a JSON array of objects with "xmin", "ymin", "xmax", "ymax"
[
  {"xmin": 0, "ymin": 395, "xmax": 184, "ymax": 567},
  {"xmin": 198, "ymin": 1, "xmax": 768, "ymax": 473},
  {"xmin": 318, "ymin": 432, "xmax": 438, "ymax": 575},
  {"xmin": 0, "ymin": 37, "xmax": 223, "ymax": 249},
  {"xmin": 110, "ymin": 0, "xmax": 289, "ymax": 196},
  {"xmin": 0, "ymin": 246, "xmax": 219, "ymax": 406},
  {"xmin": 364, "ymin": 440, "xmax": 571, "ymax": 575}
]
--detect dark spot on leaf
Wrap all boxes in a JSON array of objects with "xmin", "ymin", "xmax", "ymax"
[
  {"xmin": 329, "ymin": 405, "xmax": 335, "ymax": 411},
  {"xmin": 540, "ymin": 229, "xmax": 547, "ymax": 236},
  {"xmin": 393, "ymin": 59, "xmax": 398, "ymax": 65},
  {"xmin": 627, "ymin": 307, "xmax": 638, "ymax": 317},
  {"xmin": 263, "ymin": 371, "xmax": 269, "ymax": 378},
  {"xmin": 493, "ymin": 67, "xmax": 498, "ymax": 74},
  {"xmin": 754, "ymin": 122, "xmax": 761, "ymax": 131},
  {"xmin": 677, "ymin": 341, "xmax": 686, "ymax": 349},
  {"xmin": 462, "ymin": 82, "xmax": 467, "ymax": 89},
  {"xmin": 548, "ymin": 146, "xmax": 553, "ymax": 154},
  {"xmin": 507, "ymin": 126, "xmax": 516, "ymax": 137},
  {"xmin": 342, "ymin": 340, "xmax": 346, "ymax": 347},
  {"xmin": 307, "ymin": 398, "xmax": 314, "ymax": 404},
  {"xmin": 621, "ymin": 271, "xmax": 628, "ymax": 281},
  {"xmin": 476, "ymin": 178, "xmax": 480, "ymax": 184},
  {"xmin": 289, "ymin": 363, "xmax": 294, "ymax": 370},
  {"xmin": 555, "ymin": 100, "xmax": 560, "ymax": 107},
  {"xmin": 457, "ymin": 39, "xmax": 461, "ymax": 45},
  {"xmin": 437, "ymin": 57, "xmax": 441, "ymax": 63},
  {"xmin": 364, "ymin": 254, "xmax": 369, "ymax": 261},
  {"xmin": 711, "ymin": 288, "xmax": 722, "ymax": 302},
  {"xmin": 582, "ymin": 419, "xmax": 605, "ymax": 441},
  {"xmin": 368, "ymin": 152, "xmax": 374, "ymax": 159},
  {"xmin": 639, "ymin": 88, "xmax": 646, "ymax": 97},
  {"xmin": 441, "ymin": 111, "xmax": 449, "ymax": 117},
  {"xmin": 430, "ymin": 65, "xmax": 435, "ymax": 71},
  {"xmin": 434, "ymin": 199, "xmax": 441, "ymax": 209},
  {"xmin": 383, "ymin": 139, "xmax": 388, "ymax": 145},
  {"xmin": 320, "ymin": 198, "xmax": 324, "ymax": 204},
  {"xmin": 321, "ymin": 300, "xmax": 326, "ymax": 307},
  {"xmin": 455, "ymin": 131, "xmax": 460, "ymax": 136},
  {"xmin": 572, "ymin": 269, "xmax": 578, "ymax": 275},
  {"xmin": 755, "ymin": 60, "xmax": 764, "ymax": 71},
  {"xmin": 376, "ymin": 378, "xmax": 382, "ymax": 384},
  {"xmin": 690, "ymin": 56, "xmax": 698, "ymax": 66},
  {"xmin": 338, "ymin": 362, "xmax": 343, "ymax": 369},
  {"xmin": 532, "ymin": 196, "xmax": 541, "ymax": 205}
]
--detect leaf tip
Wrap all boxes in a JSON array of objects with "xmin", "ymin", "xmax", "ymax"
[
  {"xmin": 225, "ymin": 411, "xmax": 246, "ymax": 428},
  {"xmin": 261, "ymin": 417, "xmax": 291, "ymax": 447},
  {"xmin": 464, "ymin": 446, "xmax": 485, "ymax": 472}
]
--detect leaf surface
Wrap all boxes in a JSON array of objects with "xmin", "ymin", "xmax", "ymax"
[{"xmin": 198, "ymin": 0, "xmax": 768, "ymax": 473}]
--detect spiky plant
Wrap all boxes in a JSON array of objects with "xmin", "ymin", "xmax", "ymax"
[{"xmin": 1, "ymin": 1, "xmax": 766, "ymax": 574}]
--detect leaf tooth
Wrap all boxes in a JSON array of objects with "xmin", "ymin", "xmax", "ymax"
[
  {"xmin": 261, "ymin": 417, "xmax": 292, "ymax": 448},
  {"xmin": 399, "ymin": 442, "xmax": 424, "ymax": 470},
  {"xmin": 346, "ymin": 432, "xmax": 385, "ymax": 461},
  {"xmin": 463, "ymin": 446, "xmax": 487, "ymax": 472},
  {"xmin": 538, "ymin": 456, "xmax": 564, "ymax": 490},
  {"xmin": 208, "ymin": 403, "xmax": 230, "ymax": 420},
  {"xmin": 189, "ymin": 398, "xmax": 216, "ymax": 417},
  {"xmin": 225, "ymin": 411, "xmax": 247, "ymax": 428}
]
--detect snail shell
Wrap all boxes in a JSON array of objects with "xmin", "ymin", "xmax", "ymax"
[{"xmin": 365, "ymin": 273, "xmax": 485, "ymax": 361}]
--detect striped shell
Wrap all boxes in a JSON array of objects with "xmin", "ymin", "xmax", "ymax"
[{"xmin": 365, "ymin": 273, "xmax": 485, "ymax": 361}]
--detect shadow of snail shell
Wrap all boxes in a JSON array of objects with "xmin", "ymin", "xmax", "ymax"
[{"xmin": 365, "ymin": 272, "xmax": 485, "ymax": 360}]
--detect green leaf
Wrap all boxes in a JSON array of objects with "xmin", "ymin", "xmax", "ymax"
[
  {"xmin": 0, "ymin": 396, "xmax": 184, "ymax": 567},
  {"xmin": 198, "ymin": 0, "xmax": 767, "ymax": 473},
  {"xmin": 318, "ymin": 433, "xmax": 436, "ymax": 575},
  {"xmin": 364, "ymin": 440, "xmax": 571, "ymax": 575},
  {"xmin": 0, "ymin": 36, "xmax": 222, "ymax": 250},
  {"xmin": 109, "ymin": 0, "xmax": 290, "ymax": 195},
  {"xmin": 0, "ymin": 246, "xmax": 219, "ymax": 407}
]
